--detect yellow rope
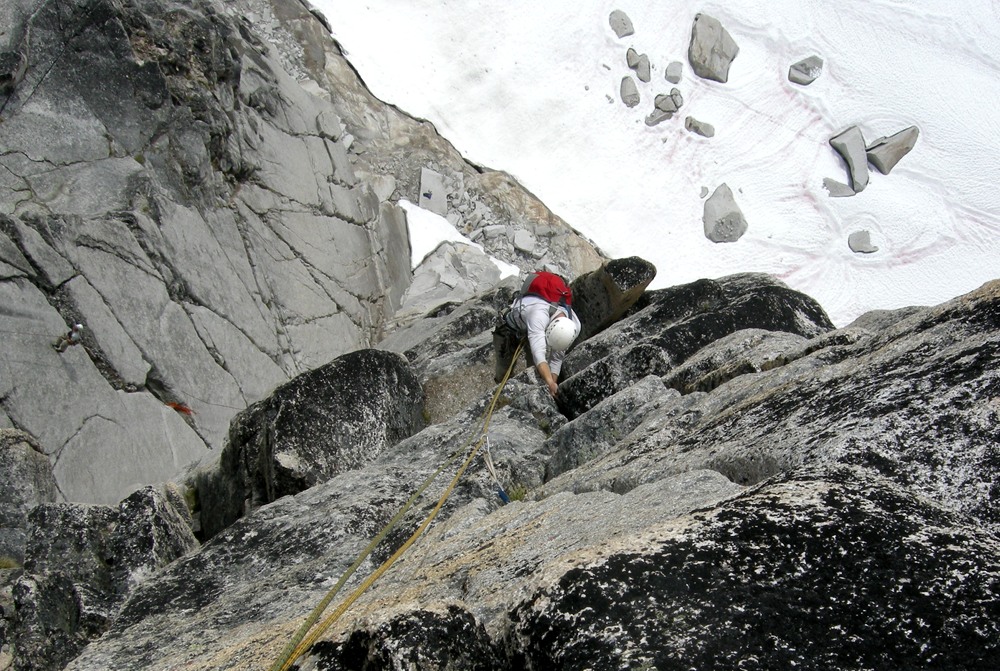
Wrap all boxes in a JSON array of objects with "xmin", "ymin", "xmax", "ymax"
[
  {"xmin": 271, "ymin": 342, "xmax": 523, "ymax": 671},
  {"xmin": 265, "ymin": 449, "xmax": 463, "ymax": 671}
]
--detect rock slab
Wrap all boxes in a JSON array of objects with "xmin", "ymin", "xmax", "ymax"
[
  {"xmin": 788, "ymin": 55, "xmax": 824, "ymax": 84},
  {"xmin": 0, "ymin": 430, "xmax": 58, "ymax": 564},
  {"xmin": 194, "ymin": 349, "xmax": 425, "ymax": 539},
  {"xmin": 688, "ymin": 14, "xmax": 740, "ymax": 83},
  {"xmin": 702, "ymin": 183, "xmax": 748, "ymax": 242},
  {"xmin": 867, "ymin": 125, "xmax": 919, "ymax": 174},
  {"xmin": 608, "ymin": 10, "xmax": 634, "ymax": 38}
]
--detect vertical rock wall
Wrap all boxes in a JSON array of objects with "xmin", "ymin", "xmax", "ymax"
[{"xmin": 0, "ymin": 0, "xmax": 412, "ymax": 503}]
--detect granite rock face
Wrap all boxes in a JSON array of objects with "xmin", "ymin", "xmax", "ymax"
[
  {"xmin": 13, "ymin": 485, "xmax": 197, "ymax": 671},
  {"xmin": 0, "ymin": 0, "xmax": 603, "ymax": 506},
  {"xmin": 377, "ymin": 258, "xmax": 656, "ymax": 427},
  {"xmin": 7, "ymin": 276, "xmax": 999, "ymax": 671},
  {"xmin": 3, "ymin": 1, "xmax": 998, "ymax": 669},
  {"xmin": 513, "ymin": 466, "xmax": 1000, "ymax": 670},
  {"xmin": 0, "ymin": 430, "xmax": 57, "ymax": 564},
  {"xmin": 569, "ymin": 256, "xmax": 657, "ymax": 341},
  {"xmin": 242, "ymin": 0, "xmax": 604, "ymax": 276},
  {"xmin": 194, "ymin": 348, "xmax": 425, "ymax": 538},
  {"xmin": 557, "ymin": 273, "xmax": 833, "ymax": 418}
]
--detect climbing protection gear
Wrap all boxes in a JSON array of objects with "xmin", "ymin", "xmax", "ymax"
[
  {"xmin": 483, "ymin": 436, "xmax": 511, "ymax": 504},
  {"xmin": 545, "ymin": 314, "xmax": 579, "ymax": 351},
  {"xmin": 270, "ymin": 342, "xmax": 525, "ymax": 671}
]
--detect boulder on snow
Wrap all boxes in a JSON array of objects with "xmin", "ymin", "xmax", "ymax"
[
  {"xmin": 685, "ymin": 116, "xmax": 715, "ymax": 137},
  {"xmin": 620, "ymin": 75, "xmax": 640, "ymax": 107},
  {"xmin": 702, "ymin": 183, "xmax": 747, "ymax": 242},
  {"xmin": 645, "ymin": 109, "xmax": 673, "ymax": 126},
  {"xmin": 848, "ymin": 230, "xmax": 879, "ymax": 253},
  {"xmin": 867, "ymin": 125, "xmax": 919, "ymax": 174},
  {"xmin": 788, "ymin": 55, "xmax": 823, "ymax": 85},
  {"xmin": 665, "ymin": 61, "xmax": 683, "ymax": 84},
  {"xmin": 823, "ymin": 177, "xmax": 856, "ymax": 197},
  {"xmin": 688, "ymin": 14, "xmax": 740, "ymax": 83},
  {"xmin": 608, "ymin": 10, "xmax": 634, "ymax": 38},
  {"xmin": 626, "ymin": 48, "xmax": 651, "ymax": 83},
  {"xmin": 654, "ymin": 89, "xmax": 684, "ymax": 113},
  {"xmin": 830, "ymin": 125, "xmax": 870, "ymax": 193}
]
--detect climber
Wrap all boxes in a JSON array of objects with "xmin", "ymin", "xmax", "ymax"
[
  {"xmin": 493, "ymin": 271, "xmax": 581, "ymax": 397},
  {"xmin": 52, "ymin": 323, "xmax": 83, "ymax": 353}
]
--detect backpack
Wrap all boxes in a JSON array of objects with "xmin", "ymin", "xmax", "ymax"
[{"xmin": 520, "ymin": 271, "xmax": 572, "ymax": 308}]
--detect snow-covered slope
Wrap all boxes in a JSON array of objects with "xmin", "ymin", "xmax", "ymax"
[{"xmin": 322, "ymin": 0, "xmax": 1000, "ymax": 325}]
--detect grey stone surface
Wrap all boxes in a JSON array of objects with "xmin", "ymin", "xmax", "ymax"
[
  {"xmin": 243, "ymin": 0, "xmax": 604, "ymax": 279},
  {"xmin": 661, "ymin": 327, "xmax": 807, "ymax": 394},
  {"xmin": 0, "ymin": 0, "xmax": 605, "ymax": 506},
  {"xmin": 788, "ymin": 54, "xmax": 824, "ymax": 85},
  {"xmin": 0, "ymin": 50, "xmax": 27, "ymax": 94},
  {"xmin": 393, "ymin": 240, "xmax": 503, "ymax": 327},
  {"xmin": 620, "ymin": 75, "xmax": 640, "ymax": 107},
  {"xmin": 848, "ymin": 230, "xmax": 879, "ymax": 253},
  {"xmin": 645, "ymin": 109, "xmax": 672, "ymax": 126},
  {"xmin": 569, "ymin": 256, "xmax": 657, "ymax": 341},
  {"xmin": 685, "ymin": 115, "xmax": 715, "ymax": 137},
  {"xmin": 0, "ymin": 431, "xmax": 58, "ymax": 565},
  {"xmin": 557, "ymin": 274, "xmax": 833, "ymax": 418},
  {"xmin": 7, "ymin": 1, "xmax": 998, "ymax": 669},
  {"xmin": 867, "ymin": 125, "xmax": 919, "ymax": 174},
  {"xmin": 688, "ymin": 13, "xmax": 740, "ymax": 83},
  {"xmin": 830, "ymin": 125, "xmax": 870, "ymax": 193},
  {"xmin": 626, "ymin": 48, "xmax": 651, "ymax": 83},
  {"xmin": 654, "ymin": 88, "xmax": 684, "ymax": 113},
  {"xmin": 13, "ymin": 485, "xmax": 197, "ymax": 671},
  {"xmin": 512, "ymin": 466, "xmax": 1000, "ymax": 670},
  {"xmin": 45, "ymin": 279, "xmax": 1000, "ymax": 671},
  {"xmin": 512, "ymin": 228, "xmax": 538, "ymax": 256},
  {"xmin": 543, "ymin": 376, "xmax": 678, "ymax": 482},
  {"xmin": 702, "ymin": 183, "xmax": 748, "ymax": 242},
  {"xmin": 823, "ymin": 177, "xmax": 856, "ymax": 197},
  {"xmin": 665, "ymin": 60, "xmax": 683, "ymax": 84},
  {"xmin": 193, "ymin": 349, "xmax": 425, "ymax": 538},
  {"xmin": 608, "ymin": 10, "xmax": 634, "ymax": 38},
  {"xmin": 419, "ymin": 167, "xmax": 448, "ymax": 216}
]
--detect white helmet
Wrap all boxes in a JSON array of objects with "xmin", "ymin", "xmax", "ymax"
[{"xmin": 545, "ymin": 315, "xmax": 578, "ymax": 351}]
